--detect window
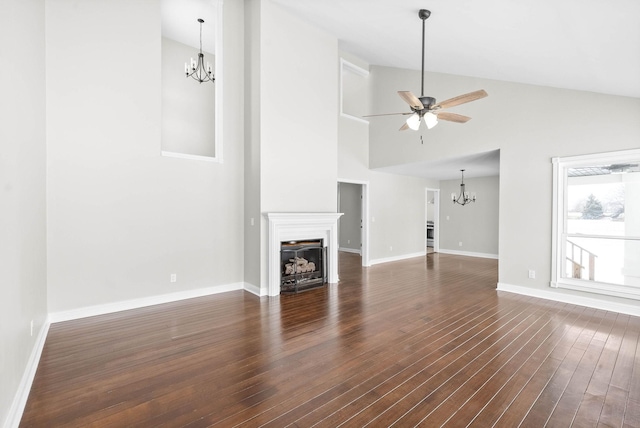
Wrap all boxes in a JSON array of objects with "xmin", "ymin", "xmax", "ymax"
[{"xmin": 551, "ymin": 149, "xmax": 640, "ymax": 299}]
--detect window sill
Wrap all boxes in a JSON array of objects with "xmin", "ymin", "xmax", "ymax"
[{"xmin": 552, "ymin": 278, "xmax": 640, "ymax": 300}]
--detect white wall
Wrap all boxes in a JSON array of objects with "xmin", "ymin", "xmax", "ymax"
[
  {"xmin": 368, "ymin": 172, "xmax": 435, "ymax": 262},
  {"xmin": 258, "ymin": 1, "xmax": 338, "ymax": 214},
  {"xmin": 439, "ymin": 175, "xmax": 500, "ymax": 256},
  {"xmin": 337, "ymin": 55, "xmax": 438, "ymax": 264},
  {"xmin": 369, "ymin": 65, "xmax": 640, "ymax": 308},
  {"xmin": 256, "ymin": 0, "xmax": 339, "ymax": 292},
  {"xmin": 243, "ymin": 0, "xmax": 261, "ymax": 290},
  {"xmin": 45, "ymin": 0, "xmax": 245, "ymax": 313},
  {"xmin": 0, "ymin": 0, "xmax": 48, "ymax": 424}
]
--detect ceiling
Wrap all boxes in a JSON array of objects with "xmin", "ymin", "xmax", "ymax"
[
  {"xmin": 270, "ymin": 0, "xmax": 639, "ymax": 181},
  {"xmin": 161, "ymin": 0, "xmax": 217, "ymax": 53},
  {"xmin": 375, "ymin": 150, "xmax": 500, "ymax": 181},
  {"xmin": 272, "ymin": 0, "xmax": 640, "ymax": 98},
  {"xmin": 163, "ymin": 0, "xmax": 639, "ymax": 181}
]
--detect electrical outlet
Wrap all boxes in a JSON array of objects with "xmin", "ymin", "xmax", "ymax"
[
  {"xmin": 250, "ymin": 217, "xmax": 254, "ymax": 226},
  {"xmin": 347, "ymin": 239, "xmax": 350, "ymax": 244},
  {"xmin": 389, "ymin": 246, "xmax": 393, "ymax": 251},
  {"xmin": 170, "ymin": 274, "xmax": 177, "ymax": 283},
  {"xmin": 30, "ymin": 320, "xmax": 33, "ymax": 337},
  {"xmin": 528, "ymin": 270, "xmax": 536, "ymax": 279},
  {"xmin": 459, "ymin": 242, "xmax": 463, "ymax": 247}
]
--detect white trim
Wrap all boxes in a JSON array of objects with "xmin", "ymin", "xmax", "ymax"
[
  {"xmin": 550, "ymin": 277, "xmax": 640, "ymax": 300},
  {"xmin": 553, "ymin": 148, "xmax": 640, "ymax": 165},
  {"xmin": 337, "ymin": 179, "xmax": 370, "ymax": 267},
  {"xmin": 425, "ymin": 187, "xmax": 440, "ymax": 253},
  {"xmin": 497, "ymin": 282, "xmax": 640, "ymax": 317},
  {"xmin": 213, "ymin": 0, "xmax": 223, "ymax": 163},
  {"xmin": 161, "ymin": 151, "xmax": 222, "ymax": 163},
  {"xmin": 339, "ymin": 247, "xmax": 361, "ymax": 254},
  {"xmin": 160, "ymin": 0, "xmax": 223, "ymax": 163},
  {"xmin": 243, "ymin": 282, "xmax": 264, "ymax": 297},
  {"xmin": 369, "ymin": 251, "xmax": 426, "ymax": 266},
  {"xmin": 437, "ymin": 249, "xmax": 499, "ymax": 259},
  {"xmin": 551, "ymin": 148, "xmax": 640, "ymax": 299},
  {"xmin": 7, "ymin": 279, "xmax": 248, "ymax": 427},
  {"xmin": 550, "ymin": 156, "xmax": 564, "ymax": 287},
  {"xmin": 266, "ymin": 213, "xmax": 343, "ymax": 296},
  {"xmin": 48, "ymin": 283, "xmax": 245, "ymax": 323},
  {"xmin": 4, "ymin": 321, "xmax": 50, "ymax": 428},
  {"xmin": 340, "ymin": 58, "xmax": 369, "ymax": 77},
  {"xmin": 339, "ymin": 58, "xmax": 369, "ymax": 124},
  {"xmin": 340, "ymin": 112, "xmax": 370, "ymax": 124}
]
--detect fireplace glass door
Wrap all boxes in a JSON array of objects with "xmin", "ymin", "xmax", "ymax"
[{"xmin": 280, "ymin": 240, "xmax": 326, "ymax": 293}]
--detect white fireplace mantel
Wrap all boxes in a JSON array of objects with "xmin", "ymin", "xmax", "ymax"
[{"xmin": 266, "ymin": 212, "xmax": 343, "ymax": 296}]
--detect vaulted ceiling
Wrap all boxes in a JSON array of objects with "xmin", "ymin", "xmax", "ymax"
[
  {"xmin": 272, "ymin": 0, "xmax": 639, "ymax": 180},
  {"xmin": 272, "ymin": 0, "xmax": 640, "ymax": 98}
]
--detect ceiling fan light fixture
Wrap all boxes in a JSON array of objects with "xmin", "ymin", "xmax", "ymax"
[
  {"xmin": 362, "ymin": 10, "xmax": 488, "ymax": 131},
  {"xmin": 424, "ymin": 112, "xmax": 438, "ymax": 129},
  {"xmin": 406, "ymin": 113, "xmax": 421, "ymax": 131}
]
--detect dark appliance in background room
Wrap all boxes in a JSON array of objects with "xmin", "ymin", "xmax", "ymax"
[
  {"xmin": 280, "ymin": 240, "xmax": 326, "ymax": 293},
  {"xmin": 427, "ymin": 221, "xmax": 434, "ymax": 247}
]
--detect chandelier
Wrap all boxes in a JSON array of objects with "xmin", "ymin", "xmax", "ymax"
[
  {"xmin": 184, "ymin": 18, "xmax": 215, "ymax": 83},
  {"xmin": 452, "ymin": 169, "xmax": 476, "ymax": 206}
]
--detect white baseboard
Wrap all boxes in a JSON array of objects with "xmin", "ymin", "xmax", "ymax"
[
  {"xmin": 243, "ymin": 282, "xmax": 265, "ymax": 297},
  {"xmin": 49, "ymin": 282, "xmax": 246, "ymax": 323},
  {"xmin": 4, "ymin": 321, "xmax": 50, "ymax": 428},
  {"xmin": 339, "ymin": 247, "xmax": 361, "ymax": 255},
  {"xmin": 369, "ymin": 251, "xmax": 426, "ymax": 266},
  {"xmin": 7, "ymin": 282, "xmax": 267, "ymax": 427},
  {"xmin": 437, "ymin": 249, "xmax": 499, "ymax": 259},
  {"xmin": 497, "ymin": 282, "xmax": 640, "ymax": 317}
]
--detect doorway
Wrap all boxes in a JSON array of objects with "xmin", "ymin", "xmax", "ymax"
[
  {"xmin": 337, "ymin": 180, "xmax": 369, "ymax": 266},
  {"xmin": 426, "ymin": 188, "xmax": 440, "ymax": 254}
]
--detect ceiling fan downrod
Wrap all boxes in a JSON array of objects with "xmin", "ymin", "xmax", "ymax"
[
  {"xmin": 419, "ymin": 9, "xmax": 431, "ymax": 97},
  {"xmin": 361, "ymin": 8, "xmax": 487, "ymax": 130}
]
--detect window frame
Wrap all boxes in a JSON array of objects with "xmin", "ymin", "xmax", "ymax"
[{"xmin": 551, "ymin": 148, "xmax": 640, "ymax": 300}]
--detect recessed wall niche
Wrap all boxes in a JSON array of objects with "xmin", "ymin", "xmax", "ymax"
[
  {"xmin": 161, "ymin": 0, "xmax": 223, "ymax": 162},
  {"xmin": 340, "ymin": 58, "xmax": 369, "ymax": 123}
]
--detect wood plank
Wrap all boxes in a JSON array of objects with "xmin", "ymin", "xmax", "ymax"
[{"xmin": 18, "ymin": 252, "xmax": 640, "ymax": 427}]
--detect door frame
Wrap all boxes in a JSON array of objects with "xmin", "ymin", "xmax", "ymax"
[
  {"xmin": 338, "ymin": 179, "xmax": 370, "ymax": 267},
  {"xmin": 425, "ymin": 187, "xmax": 440, "ymax": 253}
]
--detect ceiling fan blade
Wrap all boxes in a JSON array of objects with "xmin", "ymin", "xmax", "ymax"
[
  {"xmin": 362, "ymin": 112, "xmax": 413, "ymax": 117},
  {"xmin": 437, "ymin": 112, "xmax": 472, "ymax": 123},
  {"xmin": 399, "ymin": 122, "xmax": 410, "ymax": 131},
  {"xmin": 398, "ymin": 91, "xmax": 424, "ymax": 110},
  {"xmin": 434, "ymin": 89, "xmax": 488, "ymax": 110}
]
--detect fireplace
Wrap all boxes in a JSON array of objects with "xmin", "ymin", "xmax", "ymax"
[
  {"xmin": 280, "ymin": 240, "xmax": 326, "ymax": 293},
  {"xmin": 266, "ymin": 213, "xmax": 342, "ymax": 296}
]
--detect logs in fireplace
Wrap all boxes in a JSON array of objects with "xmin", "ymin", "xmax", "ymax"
[{"xmin": 280, "ymin": 240, "xmax": 326, "ymax": 293}]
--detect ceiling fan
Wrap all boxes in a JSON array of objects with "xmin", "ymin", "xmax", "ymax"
[{"xmin": 364, "ymin": 9, "xmax": 488, "ymax": 131}]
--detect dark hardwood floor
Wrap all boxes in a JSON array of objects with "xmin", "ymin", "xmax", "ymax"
[{"xmin": 20, "ymin": 252, "xmax": 640, "ymax": 427}]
